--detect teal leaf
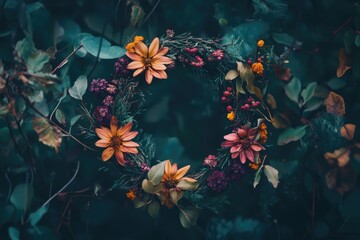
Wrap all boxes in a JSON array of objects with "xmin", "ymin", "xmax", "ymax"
[
  {"xmin": 277, "ymin": 126, "xmax": 307, "ymax": 145},
  {"xmin": 264, "ymin": 165, "xmax": 279, "ymax": 188},
  {"xmin": 253, "ymin": 165, "xmax": 263, "ymax": 188},
  {"xmin": 55, "ymin": 109, "xmax": 66, "ymax": 126},
  {"xmin": 147, "ymin": 161, "xmax": 166, "ymax": 185},
  {"xmin": 301, "ymin": 82, "xmax": 317, "ymax": 105},
  {"xmin": 68, "ymin": 75, "xmax": 87, "ymax": 100},
  {"xmin": 304, "ymin": 98, "xmax": 323, "ymax": 113},
  {"xmin": 28, "ymin": 205, "xmax": 48, "ymax": 227},
  {"xmin": 27, "ymin": 51, "xmax": 50, "ymax": 73},
  {"xmin": 272, "ymin": 32, "xmax": 294, "ymax": 46},
  {"xmin": 355, "ymin": 35, "xmax": 360, "ymax": 47},
  {"xmin": 284, "ymin": 76, "xmax": 301, "ymax": 103},
  {"xmin": 179, "ymin": 207, "xmax": 199, "ymax": 229},
  {"xmin": 0, "ymin": 204, "xmax": 15, "ymax": 226},
  {"xmin": 327, "ymin": 78, "xmax": 346, "ymax": 90},
  {"xmin": 8, "ymin": 227, "xmax": 19, "ymax": 240},
  {"xmin": 80, "ymin": 35, "xmax": 126, "ymax": 59},
  {"xmin": 10, "ymin": 183, "xmax": 34, "ymax": 211}
]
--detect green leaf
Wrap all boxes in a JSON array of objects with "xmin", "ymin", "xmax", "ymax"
[
  {"xmin": 264, "ymin": 165, "xmax": 279, "ymax": 188},
  {"xmin": 277, "ymin": 126, "xmax": 307, "ymax": 145},
  {"xmin": 355, "ymin": 35, "xmax": 360, "ymax": 47},
  {"xmin": 55, "ymin": 109, "xmax": 66, "ymax": 126},
  {"xmin": 301, "ymin": 82, "xmax": 317, "ymax": 105},
  {"xmin": 179, "ymin": 207, "xmax": 199, "ymax": 229},
  {"xmin": 147, "ymin": 161, "xmax": 166, "ymax": 185},
  {"xmin": 0, "ymin": 127, "xmax": 10, "ymax": 145},
  {"xmin": 0, "ymin": 204, "xmax": 15, "ymax": 226},
  {"xmin": 80, "ymin": 35, "xmax": 126, "ymax": 59},
  {"xmin": 327, "ymin": 78, "xmax": 346, "ymax": 90},
  {"xmin": 68, "ymin": 75, "xmax": 87, "ymax": 100},
  {"xmin": 284, "ymin": 76, "xmax": 301, "ymax": 103},
  {"xmin": 147, "ymin": 201, "xmax": 160, "ymax": 218},
  {"xmin": 27, "ymin": 51, "xmax": 50, "ymax": 73},
  {"xmin": 272, "ymin": 32, "xmax": 294, "ymax": 46},
  {"xmin": 304, "ymin": 98, "xmax": 323, "ymax": 113},
  {"xmin": 10, "ymin": 183, "xmax": 34, "ymax": 211},
  {"xmin": 8, "ymin": 227, "xmax": 19, "ymax": 240},
  {"xmin": 28, "ymin": 205, "xmax": 48, "ymax": 226},
  {"xmin": 253, "ymin": 165, "xmax": 263, "ymax": 188}
]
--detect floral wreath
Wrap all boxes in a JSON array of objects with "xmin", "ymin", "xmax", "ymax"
[{"xmin": 82, "ymin": 32, "xmax": 279, "ymax": 228}]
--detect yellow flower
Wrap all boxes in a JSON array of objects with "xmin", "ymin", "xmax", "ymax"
[
  {"xmin": 133, "ymin": 36, "xmax": 144, "ymax": 43},
  {"xmin": 227, "ymin": 111, "xmax": 235, "ymax": 121},
  {"xmin": 126, "ymin": 189, "xmax": 136, "ymax": 200},
  {"xmin": 126, "ymin": 37, "xmax": 173, "ymax": 84},
  {"xmin": 257, "ymin": 40, "xmax": 265, "ymax": 48},
  {"xmin": 251, "ymin": 62, "xmax": 264, "ymax": 76},
  {"xmin": 126, "ymin": 42, "xmax": 136, "ymax": 53},
  {"xmin": 95, "ymin": 116, "xmax": 139, "ymax": 166}
]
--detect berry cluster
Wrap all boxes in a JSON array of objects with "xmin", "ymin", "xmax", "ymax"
[{"xmin": 240, "ymin": 96, "xmax": 261, "ymax": 111}]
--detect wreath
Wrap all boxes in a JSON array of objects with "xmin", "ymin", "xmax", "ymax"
[{"xmin": 64, "ymin": 31, "xmax": 279, "ymax": 228}]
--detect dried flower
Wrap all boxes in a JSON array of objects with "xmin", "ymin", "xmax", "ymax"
[
  {"xmin": 106, "ymin": 84, "xmax": 117, "ymax": 94},
  {"xmin": 126, "ymin": 37, "xmax": 173, "ymax": 84},
  {"xmin": 90, "ymin": 78, "xmax": 109, "ymax": 93},
  {"xmin": 102, "ymin": 95, "xmax": 114, "ymax": 106},
  {"xmin": 95, "ymin": 116, "xmax": 139, "ymax": 166},
  {"xmin": 257, "ymin": 40, "xmax": 265, "ymax": 48},
  {"xmin": 227, "ymin": 111, "xmax": 235, "ymax": 121},
  {"xmin": 115, "ymin": 57, "xmax": 131, "ymax": 76},
  {"xmin": 94, "ymin": 105, "xmax": 111, "ymax": 124},
  {"xmin": 222, "ymin": 126, "xmax": 265, "ymax": 164},
  {"xmin": 203, "ymin": 155, "xmax": 218, "ymax": 168},
  {"xmin": 166, "ymin": 29, "xmax": 175, "ymax": 38},
  {"xmin": 207, "ymin": 170, "xmax": 229, "ymax": 192},
  {"xmin": 251, "ymin": 62, "xmax": 264, "ymax": 75},
  {"xmin": 126, "ymin": 189, "xmax": 136, "ymax": 200}
]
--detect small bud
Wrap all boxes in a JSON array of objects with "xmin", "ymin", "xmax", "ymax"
[
  {"xmin": 223, "ymin": 91, "xmax": 231, "ymax": 97},
  {"xmin": 226, "ymin": 105, "xmax": 233, "ymax": 112}
]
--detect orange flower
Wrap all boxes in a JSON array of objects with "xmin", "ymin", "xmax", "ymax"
[
  {"xmin": 126, "ymin": 189, "xmax": 136, "ymax": 200},
  {"xmin": 126, "ymin": 37, "xmax": 173, "ymax": 84},
  {"xmin": 95, "ymin": 116, "xmax": 139, "ymax": 166},
  {"xmin": 251, "ymin": 62, "xmax": 264, "ymax": 75},
  {"xmin": 257, "ymin": 40, "xmax": 265, "ymax": 47},
  {"xmin": 258, "ymin": 123, "xmax": 268, "ymax": 143},
  {"xmin": 125, "ymin": 36, "xmax": 144, "ymax": 53}
]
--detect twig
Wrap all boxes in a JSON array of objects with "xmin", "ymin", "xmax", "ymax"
[
  {"xmin": 51, "ymin": 44, "xmax": 83, "ymax": 75},
  {"xmin": 26, "ymin": 160, "xmax": 80, "ymax": 224}
]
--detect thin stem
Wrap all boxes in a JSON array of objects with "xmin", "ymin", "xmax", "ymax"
[
  {"xmin": 256, "ymin": 109, "xmax": 271, "ymax": 122},
  {"xmin": 26, "ymin": 160, "xmax": 80, "ymax": 224},
  {"xmin": 51, "ymin": 44, "xmax": 83, "ymax": 75}
]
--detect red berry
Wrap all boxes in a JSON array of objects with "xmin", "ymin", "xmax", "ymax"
[
  {"xmin": 247, "ymin": 59, "xmax": 252, "ymax": 65},
  {"xmin": 221, "ymin": 97, "xmax": 227, "ymax": 102},
  {"xmin": 226, "ymin": 87, "xmax": 232, "ymax": 91},
  {"xmin": 244, "ymin": 104, "xmax": 250, "ymax": 110},
  {"xmin": 223, "ymin": 91, "xmax": 231, "ymax": 97},
  {"xmin": 226, "ymin": 106, "xmax": 233, "ymax": 112}
]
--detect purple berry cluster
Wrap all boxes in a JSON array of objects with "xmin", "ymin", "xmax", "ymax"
[
  {"xmin": 207, "ymin": 170, "xmax": 229, "ymax": 193},
  {"xmin": 114, "ymin": 57, "xmax": 131, "ymax": 77},
  {"xmin": 228, "ymin": 162, "xmax": 245, "ymax": 180}
]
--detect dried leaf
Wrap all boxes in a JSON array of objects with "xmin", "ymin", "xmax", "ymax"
[
  {"xmin": 179, "ymin": 207, "xmax": 199, "ymax": 229},
  {"xmin": 264, "ymin": 165, "xmax": 279, "ymax": 188},
  {"xmin": 325, "ymin": 166, "xmax": 356, "ymax": 195},
  {"xmin": 341, "ymin": 124, "xmax": 356, "ymax": 141},
  {"xmin": 324, "ymin": 148, "xmax": 350, "ymax": 167},
  {"xmin": 325, "ymin": 91, "xmax": 345, "ymax": 116},
  {"xmin": 271, "ymin": 113, "xmax": 290, "ymax": 129},
  {"xmin": 336, "ymin": 48, "xmax": 351, "ymax": 78},
  {"xmin": 266, "ymin": 93, "xmax": 277, "ymax": 109},
  {"xmin": 32, "ymin": 117, "xmax": 62, "ymax": 152},
  {"xmin": 224, "ymin": 69, "xmax": 239, "ymax": 80}
]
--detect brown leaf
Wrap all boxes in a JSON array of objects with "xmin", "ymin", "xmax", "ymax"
[
  {"xmin": 336, "ymin": 48, "xmax": 351, "ymax": 78},
  {"xmin": 273, "ymin": 65, "xmax": 292, "ymax": 81},
  {"xmin": 325, "ymin": 91, "xmax": 345, "ymax": 116},
  {"xmin": 341, "ymin": 124, "xmax": 356, "ymax": 141},
  {"xmin": 266, "ymin": 94, "xmax": 277, "ymax": 109},
  {"xmin": 33, "ymin": 117, "xmax": 62, "ymax": 152},
  {"xmin": 325, "ymin": 165, "xmax": 356, "ymax": 195},
  {"xmin": 324, "ymin": 148, "xmax": 350, "ymax": 167},
  {"xmin": 271, "ymin": 113, "xmax": 290, "ymax": 129}
]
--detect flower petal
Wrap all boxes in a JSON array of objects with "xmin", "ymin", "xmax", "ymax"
[
  {"xmin": 122, "ymin": 131, "xmax": 138, "ymax": 141},
  {"xmin": 153, "ymin": 47, "xmax": 169, "ymax": 58},
  {"xmin": 251, "ymin": 144, "xmax": 264, "ymax": 151},
  {"xmin": 145, "ymin": 70, "xmax": 153, "ymax": 84},
  {"xmin": 177, "ymin": 178, "xmax": 198, "ymax": 190},
  {"xmin": 170, "ymin": 189, "xmax": 183, "ymax": 205},
  {"xmin": 134, "ymin": 41, "xmax": 148, "ymax": 58},
  {"xmin": 149, "ymin": 37, "xmax": 160, "ymax": 58},
  {"xmin": 95, "ymin": 139, "xmax": 110, "ymax": 148},
  {"xmin": 102, "ymin": 147, "xmax": 114, "ymax": 161},
  {"xmin": 240, "ymin": 151, "xmax": 247, "ymax": 164},
  {"xmin": 230, "ymin": 145, "xmax": 241, "ymax": 153},
  {"xmin": 237, "ymin": 128, "xmax": 247, "ymax": 137},
  {"xmin": 164, "ymin": 160, "xmax": 172, "ymax": 178},
  {"xmin": 110, "ymin": 116, "xmax": 118, "ymax": 135},
  {"xmin": 221, "ymin": 141, "xmax": 234, "ymax": 148},
  {"xmin": 119, "ymin": 146, "xmax": 138, "ymax": 154},
  {"xmin": 115, "ymin": 150, "xmax": 125, "ymax": 165},
  {"xmin": 171, "ymin": 163, "xmax": 178, "ymax": 175},
  {"xmin": 224, "ymin": 133, "xmax": 238, "ymax": 141},
  {"xmin": 174, "ymin": 165, "xmax": 190, "ymax": 180},
  {"xmin": 225, "ymin": 70, "xmax": 239, "ymax": 81},
  {"xmin": 133, "ymin": 67, "xmax": 145, "ymax": 77},
  {"xmin": 117, "ymin": 122, "xmax": 133, "ymax": 136},
  {"xmin": 95, "ymin": 127, "xmax": 112, "ymax": 139},
  {"xmin": 122, "ymin": 141, "xmax": 140, "ymax": 148},
  {"xmin": 231, "ymin": 152, "xmax": 239, "ymax": 159},
  {"xmin": 127, "ymin": 61, "xmax": 145, "ymax": 69},
  {"xmin": 126, "ymin": 52, "xmax": 142, "ymax": 61},
  {"xmin": 153, "ymin": 56, "xmax": 173, "ymax": 64},
  {"xmin": 151, "ymin": 62, "xmax": 166, "ymax": 71},
  {"xmin": 245, "ymin": 149, "xmax": 255, "ymax": 162}
]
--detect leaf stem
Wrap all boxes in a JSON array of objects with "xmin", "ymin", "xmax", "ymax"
[{"xmin": 51, "ymin": 44, "xmax": 83, "ymax": 75}]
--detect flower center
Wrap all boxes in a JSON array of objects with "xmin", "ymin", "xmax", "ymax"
[
  {"xmin": 164, "ymin": 179, "xmax": 178, "ymax": 189},
  {"xmin": 111, "ymin": 136, "xmax": 122, "ymax": 148},
  {"xmin": 143, "ymin": 57, "xmax": 152, "ymax": 67},
  {"xmin": 242, "ymin": 140, "xmax": 250, "ymax": 149}
]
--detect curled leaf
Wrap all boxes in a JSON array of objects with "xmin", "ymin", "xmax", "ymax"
[
  {"xmin": 264, "ymin": 165, "xmax": 279, "ymax": 188},
  {"xmin": 32, "ymin": 117, "xmax": 62, "ymax": 152},
  {"xmin": 225, "ymin": 69, "xmax": 239, "ymax": 80},
  {"xmin": 324, "ymin": 148, "xmax": 350, "ymax": 167},
  {"xmin": 336, "ymin": 48, "xmax": 351, "ymax": 78},
  {"xmin": 341, "ymin": 124, "xmax": 356, "ymax": 141},
  {"xmin": 266, "ymin": 93, "xmax": 277, "ymax": 109},
  {"xmin": 325, "ymin": 91, "xmax": 345, "ymax": 116},
  {"xmin": 178, "ymin": 207, "xmax": 199, "ymax": 229}
]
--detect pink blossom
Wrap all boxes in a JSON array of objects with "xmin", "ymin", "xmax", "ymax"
[{"xmin": 203, "ymin": 155, "xmax": 218, "ymax": 168}]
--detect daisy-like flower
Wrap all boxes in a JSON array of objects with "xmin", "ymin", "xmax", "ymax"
[
  {"xmin": 222, "ymin": 126, "xmax": 265, "ymax": 164},
  {"xmin": 142, "ymin": 160, "xmax": 198, "ymax": 209},
  {"xmin": 95, "ymin": 116, "xmax": 139, "ymax": 166},
  {"xmin": 126, "ymin": 37, "xmax": 173, "ymax": 84}
]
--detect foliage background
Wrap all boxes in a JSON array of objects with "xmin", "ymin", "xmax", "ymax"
[{"xmin": 1, "ymin": 0, "xmax": 360, "ymax": 239}]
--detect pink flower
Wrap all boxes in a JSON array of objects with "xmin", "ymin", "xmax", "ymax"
[
  {"xmin": 221, "ymin": 126, "xmax": 265, "ymax": 164},
  {"xmin": 203, "ymin": 155, "xmax": 218, "ymax": 168}
]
